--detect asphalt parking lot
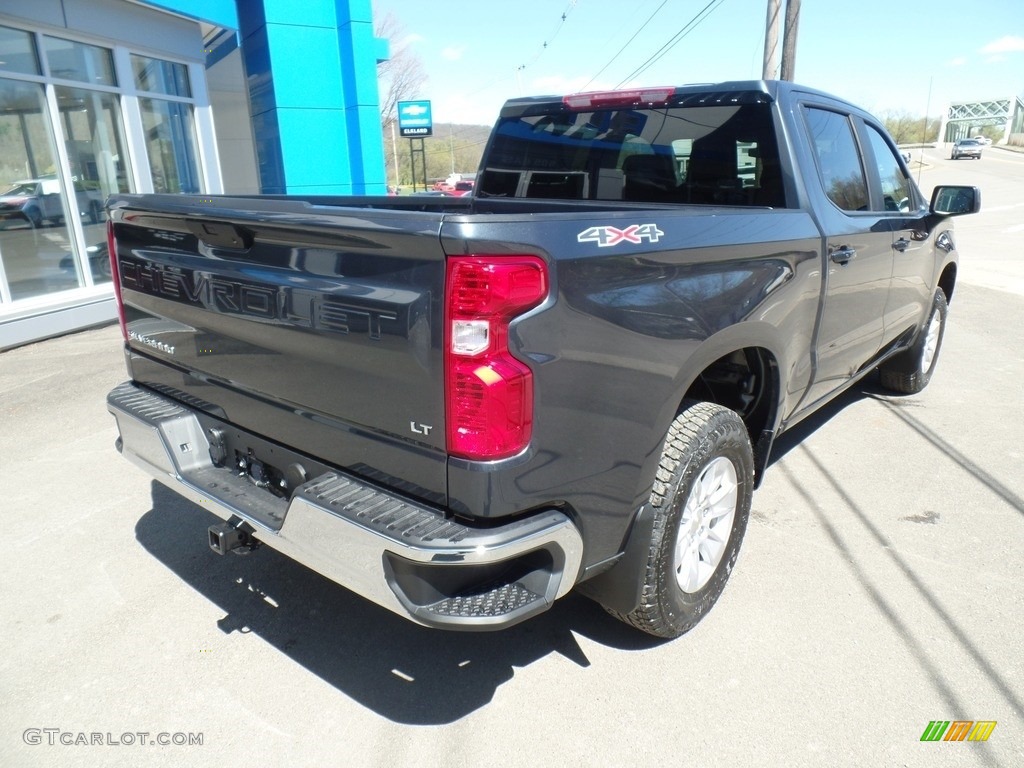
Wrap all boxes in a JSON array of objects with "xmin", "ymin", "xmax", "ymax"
[{"xmin": 2, "ymin": 146, "xmax": 1022, "ymax": 767}]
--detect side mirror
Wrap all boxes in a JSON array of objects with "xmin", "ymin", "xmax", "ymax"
[{"xmin": 930, "ymin": 185, "xmax": 981, "ymax": 216}]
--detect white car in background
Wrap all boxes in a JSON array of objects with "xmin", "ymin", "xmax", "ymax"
[
  {"xmin": 951, "ymin": 138, "xmax": 984, "ymax": 160},
  {"xmin": 0, "ymin": 177, "xmax": 104, "ymax": 227}
]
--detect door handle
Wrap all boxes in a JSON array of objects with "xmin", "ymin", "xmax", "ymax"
[
  {"xmin": 893, "ymin": 237, "xmax": 910, "ymax": 252},
  {"xmin": 829, "ymin": 246, "xmax": 856, "ymax": 265}
]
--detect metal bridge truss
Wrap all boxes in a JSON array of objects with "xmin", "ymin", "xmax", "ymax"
[{"xmin": 940, "ymin": 96, "xmax": 1024, "ymax": 143}]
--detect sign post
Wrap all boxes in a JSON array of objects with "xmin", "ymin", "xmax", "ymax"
[
  {"xmin": 397, "ymin": 100, "xmax": 433, "ymax": 138},
  {"xmin": 398, "ymin": 100, "xmax": 432, "ymax": 192}
]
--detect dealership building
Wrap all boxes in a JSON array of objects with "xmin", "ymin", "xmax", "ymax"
[{"xmin": 0, "ymin": 0, "xmax": 387, "ymax": 349}]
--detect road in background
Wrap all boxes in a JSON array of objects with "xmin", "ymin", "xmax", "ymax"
[
  {"xmin": 911, "ymin": 143, "xmax": 1024, "ymax": 294},
  {"xmin": 1, "ymin": 149, "xmax": 1021, "ymax": 768}
]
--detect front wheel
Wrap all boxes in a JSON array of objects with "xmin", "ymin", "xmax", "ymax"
[
  {"xmin": 878, "ymin": 288, "xmax": 948, "ymax": 394},
  {"xmin": 607, "ymin": 402, "xmax": 753, "ymax": 638}
]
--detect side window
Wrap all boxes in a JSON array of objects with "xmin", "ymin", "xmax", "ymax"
[
  {"xmin": 804, "ymin": 107, "xmax": 869, "ymax": 212},
  {"xmin": 864, "ymin": 124, "xmax": 913, "ymax": 212}
]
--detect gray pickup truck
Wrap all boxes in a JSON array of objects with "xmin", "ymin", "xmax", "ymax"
[{"xmin": 105, "ymin": 80, "xmax": 978, "ymax": 638}]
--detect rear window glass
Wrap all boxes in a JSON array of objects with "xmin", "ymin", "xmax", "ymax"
[{"xmin": 477, "ymin": 101, "xmax": 786, "ymax": 207}]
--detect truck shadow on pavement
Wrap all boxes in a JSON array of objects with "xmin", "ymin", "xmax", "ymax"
[
  {"xmin": 135, "ymin": 483, "xmax": 666, "ymax": 725},
  {"xmin": 765, "ymin": 371, "xmax": 1024, "ymax": 753},
  {"xmin": 134, "ymin": 371, "xmax": 1023, "ymax": 728},
  {"xmin": 773, "ymin": 371, "xmax": 1024, "ymax": 519},
  {"xmin": 766, "ymin": 375, "xmax": 874, "ymax": 466}
]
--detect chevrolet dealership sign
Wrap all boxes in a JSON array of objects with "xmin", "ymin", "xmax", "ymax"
[{"xmin": 398, "ymin": 100, "xmax": 432, "ymax": 137}]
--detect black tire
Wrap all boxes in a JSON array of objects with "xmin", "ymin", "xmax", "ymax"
[
  {"xmin": 879, "ymin": 288, "xmax": 948, "ymax": 394},
  {"xmin": 607, "ymin": 402, "xmax": 753, "ymax": 638}
]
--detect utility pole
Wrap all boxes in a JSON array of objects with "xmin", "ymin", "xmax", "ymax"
[
  {"xmin": 780, "ymin": 0, "xmax": 801, "ymax": 81},
  {"xmin": 390, "ymin": 119, "xmax": 399, "ymax": 191},
  {"xmin": 762, "ymin": 0, "xmax": 781, "ymax": 80}
]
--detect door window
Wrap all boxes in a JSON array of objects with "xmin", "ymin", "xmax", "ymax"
[
  {"xmin": 864, "ymin": 124, "xmax": 913, "ymax": 212},
  {"xmin": 804, "ymin": 107, "xmax": 869, "ymax": 212}
]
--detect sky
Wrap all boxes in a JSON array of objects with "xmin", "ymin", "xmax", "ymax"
[{"xmin": 370, "ymin": 0, "xmax": 1024, "ymax": 126}]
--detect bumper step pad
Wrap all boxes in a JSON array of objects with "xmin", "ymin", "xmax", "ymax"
[{"xmin": 425, "ymin": 583, "xmax": 542, "ymax": 618}]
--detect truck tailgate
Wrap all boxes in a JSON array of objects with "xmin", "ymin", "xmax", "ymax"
[{"xmin": 109, "ymin": 195, "xmax": 447, "ymax": 506}]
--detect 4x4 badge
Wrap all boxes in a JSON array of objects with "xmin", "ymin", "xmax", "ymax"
[{"xmin": 577, "ymin": 223, "xmax": 664, "ymax": 247}]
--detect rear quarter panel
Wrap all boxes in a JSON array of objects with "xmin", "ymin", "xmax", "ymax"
[{"xmin": 441, "ymin": 206, "xmax": 822, "ymax": 568}]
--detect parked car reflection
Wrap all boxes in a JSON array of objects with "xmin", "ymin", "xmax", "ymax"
[{"xmin": 0, "ymin": 177, "xmax": 104, "ymax": 227}]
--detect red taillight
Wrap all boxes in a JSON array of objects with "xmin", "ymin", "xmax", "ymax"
[
  {"xmin": 445, "ymin": 256, "xmax": 548, "ymax": 460},
  {"xmin": 107, "ymin": 219, "xmax": 128, "ymax": 341},
  {"xmin": 562, "ymin": 87, "xmax": 674, "ymax": 110}
]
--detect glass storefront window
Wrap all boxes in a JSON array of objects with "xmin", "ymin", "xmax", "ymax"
[
  {"xmin": 0, "ymin": 78, "xmax": 80, "ymax": 300},
  {"xmin": 56, "ymin": 86, "xmax": 134, "ymax": 284},
  {"xmin": 0, "ymin": 25, "xmax": 41, "ymax": 76},
  {"xmin": 42, "ymin": 36, "xmax": 116, "ymax": 86},
  {"xmin": 1, "ymin": 29, "xmax": 213, "ymax": 317},
  {"xmin": 131, "ymin": 54, "xmax": 190, "ymax": 97},
  {"xmin": 139, "ymin": 97, "xmax": 202, "ymax": 193}
]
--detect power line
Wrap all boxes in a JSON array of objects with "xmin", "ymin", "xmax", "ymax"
[
  {"xmin": 518, "ymin": 1, "xmax": 581, "ymax": 73},
  {"xmin": 581, "ymin": 0, "xmax": 670, "ymax": 91},
  {"xmin": 614, "ymin": 0, "xmax": 726, "ymax": 88},
  {"xmin": 464, "ymin": 1, "xmax": 580, "ymax": 99}
]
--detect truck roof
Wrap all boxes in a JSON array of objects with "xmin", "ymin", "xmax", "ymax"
[{"xmin": 499, "ymin": 79, "xmax": 868, "ymax": 118}]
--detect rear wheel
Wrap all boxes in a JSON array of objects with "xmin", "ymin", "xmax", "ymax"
[
  {"xmin": 607, "ymin": 402, "xmax": 753, "ymax": 638},
  {"xmin": 879, "ymin": 288, "xmax": 948, "ymax": 394}
]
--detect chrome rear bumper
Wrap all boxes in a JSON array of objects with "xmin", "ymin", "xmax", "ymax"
[{"xmin": 107, "ymin": 381, "xmax": 583, "ymax": 630}]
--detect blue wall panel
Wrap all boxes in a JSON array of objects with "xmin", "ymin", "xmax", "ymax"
[
  {"xmin": 237, "ymin": 0, "xmax": 388, "ymax": 195},
  {"xmin": 278, "ymin": 108, "xmax": 352, "ymax": 193},
  {"xmin": 260, "ymin": 0, "xmax": 338, "ymax": 28},
  {"xmin": 264, "ymin": 24, "xmax": 343, "ymax": 110}
]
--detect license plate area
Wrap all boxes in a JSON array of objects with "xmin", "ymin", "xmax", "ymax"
[{"xmin": 195, "ymin": 413, "xmax": 333, "ymax": 505}]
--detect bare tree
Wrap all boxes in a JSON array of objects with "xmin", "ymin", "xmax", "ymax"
[
  {"xmin": 880, "ymin": 110, "xmax": 942, "ymax": 144},
  {"xmin": 376, "ymin": 12, "xmax": 428, "ymax": 188},
  {"xmin": 880, "ymin": 110, "xmax": 918, "ymax": 144},
  {"xmin": 376, "ymin": 12, "xmax": 427, "ymax": 130}
]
